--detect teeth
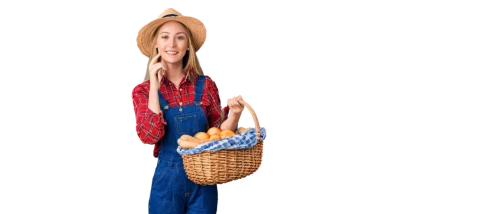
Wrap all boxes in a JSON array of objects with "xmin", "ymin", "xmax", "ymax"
[{"xmin": 167, "ymin": 51, "xmax": 178, "ymax": 55}]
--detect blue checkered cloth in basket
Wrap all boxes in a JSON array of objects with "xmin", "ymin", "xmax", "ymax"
[{"xmin": 177, "ymin": 127, "xmax": 267, "ymax": 155}]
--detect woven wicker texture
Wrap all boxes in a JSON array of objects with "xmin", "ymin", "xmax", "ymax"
[{"xmin": 181, "ymin": 100, "xmax": 264, "ymax": 185}]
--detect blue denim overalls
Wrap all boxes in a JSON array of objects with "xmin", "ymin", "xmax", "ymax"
[{"xmin": 148, "ymin": 76, "xmax": 218, "ymax": 214}]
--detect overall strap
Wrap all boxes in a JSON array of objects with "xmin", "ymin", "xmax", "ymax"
[
  {"xmin": 157, "ymin": 90, "xmax": 169, "ymax": 110},
  {"xmin": 194, "ymin": 76, "xmax": 206, "ymax": 106}
]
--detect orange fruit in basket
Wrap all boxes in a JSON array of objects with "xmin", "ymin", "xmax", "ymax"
[
  {"xmin": 207, "ymin": 127, "xmax": 222, "ymax": 136},
  {"xmin": 220, "ymin": 130, "xmax": 235, "ymax": 139},
  {"xmin": 194, "ymin": 132, "xmax": 210, "ymax": 141},
  {"xmin": 237, "ymin": 127, "xmax": 250, "ymax": 134},
  {"xmin": 209, "ymin": 135, "xmax": 221, "ymax": 141}
]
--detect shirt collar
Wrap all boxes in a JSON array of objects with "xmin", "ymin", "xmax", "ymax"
[{"xmin": 161, "ymin": 67, "xmax": 197, "ymax": 86}]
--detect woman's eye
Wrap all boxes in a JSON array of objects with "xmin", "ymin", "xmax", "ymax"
[
  {"xmin": 162, "ymin": 36, "xmax": 168, "ymax": 39},
  {"xmin": 177, "ymin": 36, "xmax": 184, "ymax": 40}
]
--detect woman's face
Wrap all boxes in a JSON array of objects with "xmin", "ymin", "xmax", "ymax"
[{"xmin": 156, "ymin": 21, "xmax": 189, "ymax": 66}]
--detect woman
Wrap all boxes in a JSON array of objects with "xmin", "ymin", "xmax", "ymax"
[{"xmin": 132, "ymin": 8, "xmax": 244, "ymax": 214}]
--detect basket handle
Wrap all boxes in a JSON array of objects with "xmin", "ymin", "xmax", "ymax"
[{"xmin": 237, "ymin": 100, "xmax": 261, "ymax": 139}]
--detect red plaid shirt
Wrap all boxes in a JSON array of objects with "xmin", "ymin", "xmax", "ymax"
[{"xmin": 132, "ymin": 69, "xmax": 229, "ymax": 157}]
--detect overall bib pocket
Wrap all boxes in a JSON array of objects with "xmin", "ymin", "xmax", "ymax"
[{"xmin": 174, "ymin": 114, "xmax": 199, "ymax": 135}]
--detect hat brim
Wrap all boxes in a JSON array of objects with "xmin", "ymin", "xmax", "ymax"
[{"xmin": 137, "ymin": 16, "xmax": 206, "ymax": 58}]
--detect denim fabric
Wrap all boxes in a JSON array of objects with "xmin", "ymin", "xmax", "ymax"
[{"xmin": 149, "ymin": 76, "xmax": 218, "ymax": 214}]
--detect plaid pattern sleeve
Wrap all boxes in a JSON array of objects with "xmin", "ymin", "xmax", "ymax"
[
  {"xmin": 177, "ymin": 128, "xmax": 267, "ymax": 155},
  {"xmin": 132, "ymin": 81, "xmax": 166, "ymax": 146},
  {"xmin": 204, "ymin": 76, "xmax": 230, "ymax": 128}
]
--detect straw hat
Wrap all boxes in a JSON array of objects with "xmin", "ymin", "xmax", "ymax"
[{"xmin": 136, "ymin": 8, "xmax": 206, "ymax": 58}]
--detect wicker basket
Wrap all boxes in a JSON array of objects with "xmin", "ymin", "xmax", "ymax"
[{"xmin": 181, "ymin": 100, "xmax": 264, "ymax": 185}]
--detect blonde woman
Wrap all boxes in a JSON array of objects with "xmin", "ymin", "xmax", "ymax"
[{"xmin": 132, "ymin": 8, "xmax": 244, "ymax": 213}]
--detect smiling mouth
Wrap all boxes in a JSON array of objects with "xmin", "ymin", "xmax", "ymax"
[{"xmin": 166, "ymin": 51, "xmax": 178, "ymax": 55}]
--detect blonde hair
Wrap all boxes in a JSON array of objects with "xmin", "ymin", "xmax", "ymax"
[{"xmin": 144, "ymin": 21, "xmax": 204, "ymax": 81}]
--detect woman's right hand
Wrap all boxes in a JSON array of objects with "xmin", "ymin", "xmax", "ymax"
[{"xmin": 149, "ymin": 53, "xmax": 166, "ymax": 90}]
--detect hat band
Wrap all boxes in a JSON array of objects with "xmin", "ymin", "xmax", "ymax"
[{"xmin": 162, "ymin": 14, "xmax": 178, "ymax": 18}]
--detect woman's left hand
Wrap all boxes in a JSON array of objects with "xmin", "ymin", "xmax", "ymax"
[{"xmin": 227, "ymin": 95, "xmax": 245, "ymax": 114}]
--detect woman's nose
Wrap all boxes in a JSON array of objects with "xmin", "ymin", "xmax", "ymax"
[{"xmin": 168, "ymin": 38, "xmax": 176, "ymax": 47}]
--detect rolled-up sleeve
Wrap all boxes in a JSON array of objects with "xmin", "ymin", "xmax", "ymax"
[{"xmin": 132, "ymin": 82, "xmax": 166, "ymax": 144}]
